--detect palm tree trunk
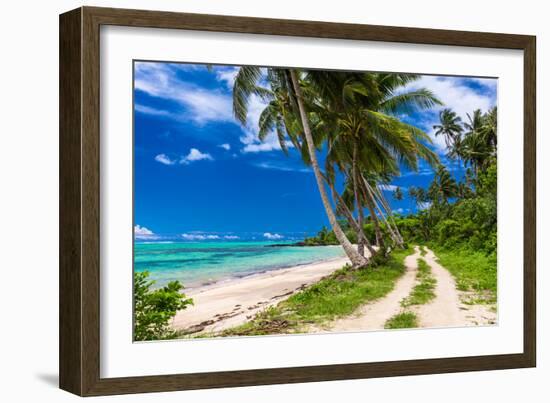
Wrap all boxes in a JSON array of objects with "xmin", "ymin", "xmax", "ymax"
[
  {"xmin": 365, "ymin": 194, "xmax": 383, "ymax": 248},
  {"xmin": 329, "ymin": 181, "xmax": 376, "ymax": 256},
  {"xmin": 358, "ymin": 179, "xmax": 384, "ymax": 249},
  {"xmin": 358, "ymin": 178, "xmax": 390, "ymax": 251},
  {"xmin": 351, "ymin": 149, "xmax": 365, "ymax": 256},
  {"xmin": 289, "ymin": 70, "xmax": 367, "ymax": 268},
  {"xmin": 372, "ymin": 185, "xmax": 404, "ymax": 246},
  {"xmin": 362, "ymin": 178, "xmax": 401, "ymax": 246}
]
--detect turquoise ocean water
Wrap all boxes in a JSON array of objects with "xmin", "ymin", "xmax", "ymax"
[{"xmin": 134, "ymin": 241, "xmax": 345, "ymax": 288}]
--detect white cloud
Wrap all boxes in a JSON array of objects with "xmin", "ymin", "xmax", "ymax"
[
  {"xmin": 402, "ymin": 168, "xmax": 434, "ymax": 177},
  {"xmin": 468, "ymin": 77, "xmax": 498, "ymax": 90},
  {"xmin": 181, "ymin": 233, "xmax": 220, "ymax": 241},
  {"xmin": 181, "ymin": 148, "xmax": 213, "ymax": 164},
  {"xmin": 263, "ymin": 232, "xmax": 283, "ymax": 240},
  {"xmin": 243, "ymin": 142, "xmax": 289, "ymax": 153},
  {"xmin": 181, "ymin": 233, "xmax": 239, "ymax": 240},
  {"xmin": 402, "ymin": 76, "xmax": 497, "ymax": 151},
  {"xmin": 155, "ymin": 148, "xmax": 214, "ymax": 166},
  {"xmin": 218, "ymin": 143, "xmax": 231, "ymax": 151},
  {"xmin": 135, "ymin": 104, "xmax": 176, "ymax": 118},
  {"xmin": 134, "ymin": 62, "xmax": 233, "ymax": 124},
  {"xmin": 418, "ymin": 201, "xmax": 433, "ymax": 210},
  {"xmin": 134, "ymin": 225, "xmax": 157, "ymax": 240},
  {"xmin": 253, "ymin": 162, "xmax": 311, "ymax": 173},
  {"xmin": 135, "ymin": 62, "xmax": 291, "ymax": 154},
  {"xmin": 237, "ymin": 92, "xmax": 298, "ymax": 154},
  {"xmin": 380, "ymin": 184, "xmax": 397, "ymax": 191},
  {"xmin": 154, "ymin": 154, "xmax": 176, "ymax": 165},
  {"xmin": 238, "ymin": 94, "xmax": 289, "ymax": 153},
  {"xmin": 183, "ymin": 90, "xmax": 234, "ymax": 124},
  {"xmin": 215, "ymin": 67, "xmax": 239, "ymax": 88}
]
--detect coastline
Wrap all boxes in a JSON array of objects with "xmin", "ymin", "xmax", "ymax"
[
  {"xmin": 171, "ymin": 254, "xmax": 351, "ymax": 336},
  {"xmin": 136, "ymin": 241, "xmax": 345, "ymax": 290},
  {"xmin": 183, "ymin": 247, "xmax": 345, "ymax": 292}
]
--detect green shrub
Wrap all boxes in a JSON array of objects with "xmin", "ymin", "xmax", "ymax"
[
  {"xmin": 134, "ymin": 271, "xmax": 193, "ymax": 341},
  {"xmin": 435, "ymin": 219, "xmax": 460, "ymax": 245}
]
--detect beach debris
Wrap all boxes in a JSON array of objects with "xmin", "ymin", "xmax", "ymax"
[
  {"xmin": 270, "ymin": 290, "xmax": 294, "ymax": 299},
  {"xmin": 180, "ymin": 319, "xmax": 216, "ymax": 335}
]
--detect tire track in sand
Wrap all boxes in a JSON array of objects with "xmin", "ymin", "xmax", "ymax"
[
  {"xmin": 412, "ymin": 247, "xmax": 467, "ymax": 327},
  {"xmin": 316, "ymin": 246, "xmax": 421, "ymax": 332}
]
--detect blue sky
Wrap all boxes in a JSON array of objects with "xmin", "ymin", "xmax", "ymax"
[{"xmin": 133, "ymin": 61, "xmax": 497, "ymax": 241}]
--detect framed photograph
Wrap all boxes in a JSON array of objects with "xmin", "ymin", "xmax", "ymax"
[{"xmin": 59, "ymin": 6, "xmax": 536, "ymax": 396}]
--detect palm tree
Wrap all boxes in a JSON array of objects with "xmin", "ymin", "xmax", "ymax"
[
  {"xmin": 306, "ymin": 71, "xmax": 440, "ymax": 249},
  {"xmin": 428, "ymin": 165, "xmax": 458, "ymax": 205},
  {"xmin": 433, "ymin": 108, "xmax": 463, "ymax": 148},
  {"xmin": 481, "ymin": 106, "xmax": 497, "ymax": 150},
  {"xmin": 409, "ymin": 186, "xmax": 429, "ymax": 209},
  {"xmin": 233, "ymin": 69, "xmax": 440, "ymax": 261},
  {"xmin": 456, "ymin": 182, "xmax": 474, "ymax": 199},
  {"xmin": 460, "ymin": 108, "xmax": 497, "ymax": 174},
  {"xmin": 393, "ymin": 187, "xmax": 404, "ymax": 201},
  {"xmin": 290, "ymin": 70, "xmax": 370, "ymax": 266},
  {"xmin": 233, "ymin": 67, "xmax": 368, "ymax": 267},
  {"xmin": 326, "ymin": 170, "xmax": 376, "ymax": 256}
]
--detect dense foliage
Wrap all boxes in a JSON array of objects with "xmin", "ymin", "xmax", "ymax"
[
  {"xmin": 398, "ymin": 160, "xmax": 496, "ymax": 255},
  {"xmin": 307, "ymin": 107, "xmax": 497, "ymax": 259},
  {"xmin": 303, "ymin": 107, "xmax": 497, "ymax": 308},
  {"xmin": 399, "ymin": 107, "xmax": 497, "ymax": 256},
  {"xmin": 134, "ymin": 271, "xmax": 193, "ymax": 341}
]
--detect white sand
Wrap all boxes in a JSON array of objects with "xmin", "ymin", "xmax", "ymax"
[{"xmin": 172, "ymin": 255, "xmax": 351, "ymax": 334}]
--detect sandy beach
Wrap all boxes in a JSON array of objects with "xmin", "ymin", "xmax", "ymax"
[{"xmin": 172, "ymin": 255, "xmax": 351, "ymax": 335}]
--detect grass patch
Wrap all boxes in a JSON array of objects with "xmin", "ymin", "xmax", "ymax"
[
  {"xmin": 420, "ymin": 246, "xmax": 427, "ymax": 256},
  {"xmin": 430, "ymin": 245, "xmax": 496, "ymax": 304},
  {"xmin": 384, "ymin": 312, "xmax": 418, "ymax": 329},
  {"xmin": 220, "ymin": 247, "xmax": 412, "ymax": 337},
  {"xmin": 401, "ymin": 258, "xmax": 436, "ymax": 307}
]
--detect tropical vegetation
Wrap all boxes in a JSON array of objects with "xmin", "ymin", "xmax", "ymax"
[
  {"xmin": 146, "ymin": 66, "xmax": 498, "ymax": 338},
  {"xmin": 233, "ymin": 67, "xmax": 441, "ymax": 267},
  {"xmin": 134, "ymin": 271, "xmax": 193, "ymax": 341},
  {"xmin": 300, "ymin": 102, "xmax": 498, "ymax": 304}
]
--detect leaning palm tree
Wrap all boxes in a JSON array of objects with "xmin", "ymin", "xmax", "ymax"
[
  {"xmin": 306, "ymin": 71, "xmax": 440, "ymax": 249},
  {"xmin": 233, "ymin": 68, "xmax": 440, "ymax": 261},
  {"xmin": 233, "ymin": 67, "xmax": 368, "ymax": 267},
  {"xmin": 329, "ymin": 171, "xmax": 376, "ymax": 257}
]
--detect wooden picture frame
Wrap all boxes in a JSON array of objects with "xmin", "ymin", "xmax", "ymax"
[{"xmin": 59, "ymin": 6, "xmax": 536, "ymax": 396}]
